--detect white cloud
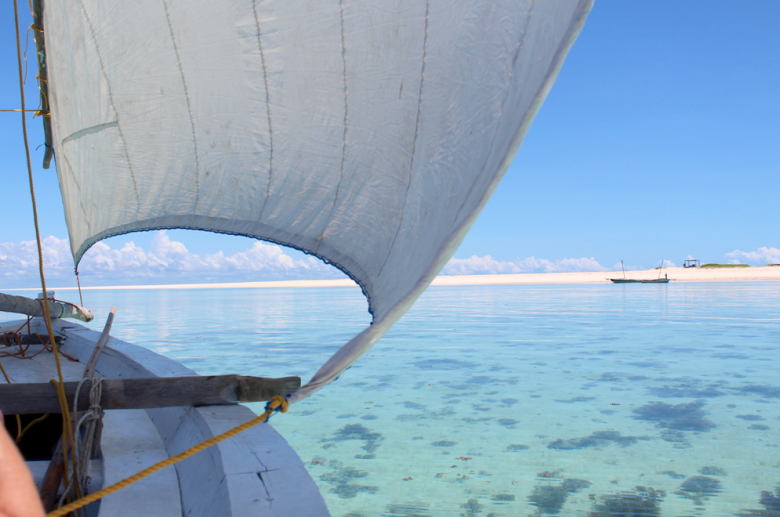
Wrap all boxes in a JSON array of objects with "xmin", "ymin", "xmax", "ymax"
[
  {"xmin": 0, "ymin": 235, "xmax": 74, "ymax": 281},
  {"xmin": 725, "ymin": 246, "xmax": 780, "ymax": 265},
  {"xmin": 0, "ymin": 231, "xmax": 344, "ymax": 288},
  {"xmin": 442, "ymin": 255, "xmax": 609, "ymax": 275}
]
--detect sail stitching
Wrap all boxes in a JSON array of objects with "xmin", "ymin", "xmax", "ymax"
[
  {"xmin": 452, "ymin": 0, "xmax": 535, "ymax": 224},
  {"xmin": 253, "ymin": 0, "xmax": 274, "ymax": 219},
  {"xmin": 162, "ymin": 0, "xmax": 200, "ymax": 209},
  {"xmin": 376, "ymin": 0, "xmax": 430, "ymax": 277},
  {"xmin": 76, "ymin": 0, "xmax": 140, "ymax": 207},
  {"xmin": 318, "ymin": 0, "xmax": 350, "ymax": 243}
]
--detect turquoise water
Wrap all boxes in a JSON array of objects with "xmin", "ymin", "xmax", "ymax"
[{"xmin": 9, "ymin": 282, "xmax": 780, "ymax": 515}]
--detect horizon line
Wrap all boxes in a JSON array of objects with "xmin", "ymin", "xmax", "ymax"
[{"xmin": 4, "ymin": 265, "xmax": 780, "ymax": 292}]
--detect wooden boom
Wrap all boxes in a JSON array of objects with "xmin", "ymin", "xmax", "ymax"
[
  {"xmin": 0, "ymin": 292, "xmax": 93, "ymax": 322},
  {"xmin": 0, "ymin": 375, "xmax": 300, "ymax": 415}
]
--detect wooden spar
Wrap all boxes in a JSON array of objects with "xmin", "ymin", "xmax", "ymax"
[
  {"xmin": 83, "ymin": 306, "xmax": 115, "ymax": 378},
  {"xmin": 0, "ymin": 375, "xmax": 301, "ymax": 415},
  {"xmin": 39, "ymin": 440, "xmax": 64, "ymax": 511},
  {"xmin": 0, "ymin": 292, "xmax": 93, "ymax": 322},
  {"xmin": 31, "ymin": 0, "xmax": 54, "ymax": 168}
]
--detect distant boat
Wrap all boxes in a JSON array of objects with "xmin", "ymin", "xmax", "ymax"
[{"xmin": 609, "ymin": 260, "xmax": 670, "ymax": 284}]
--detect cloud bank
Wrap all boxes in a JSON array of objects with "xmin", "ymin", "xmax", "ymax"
[
  {"xmin": 725, "ymin": 246, "xmax": 780, "ymax": 265},
  {"xmin": 442, "ymin": 255, "xmax": 609, "ymax": 275},
  {"xmin": 0, "ymin": 231, "xmax": 344, "ymax": 288},
  {"xmin": 7, "ymin": 230, "xmax": 748, "ymax": 289},
  {"xmin": 0, "ymin": 233, "xmax": 618, "ymax": 287}
]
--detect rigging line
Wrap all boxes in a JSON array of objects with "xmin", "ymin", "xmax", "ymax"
[
  {"xmin": 14, "ymin": 0, "xmax": 80, "ymax": 502},
  {"xmin": 0, "ymin": 109, "xmax": 48, "ymax": 115},
  {"xmin": 376, "ymin": 0, "xmax": 430, "ymax": 278},
  {"xmin": 75, "ymin": 270, "xmax": 84, "ymax": 306},
  {"xmin": 16, "ymin": 413, "xmax": 49, "ymax": 444},
  {"xmin": 0, "ymin": 357, "xmax": 23, "ymax": 442}
]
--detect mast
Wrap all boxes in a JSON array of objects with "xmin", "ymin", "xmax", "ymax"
[
  {"xmin": 30, "ymin": 0, "xmax": 54, "ymax": 168},
  {"xmin": 621, "ymin": 260, "xmax": 626, "ymax": 279}
]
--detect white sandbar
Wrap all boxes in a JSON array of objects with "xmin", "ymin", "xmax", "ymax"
[{"xmin": 33, "ymin": 265, "xmax": 780, "ymax": 291}]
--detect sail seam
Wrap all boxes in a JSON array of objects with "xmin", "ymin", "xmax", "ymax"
[
  {"xmin": 318, "ymin": 0, "xmax": 350, "ymax": 243},
  {"xmin": 162, "ymin": 0, "xmax": 200, "ymax": 208},
  {"xmin": 253, "ymin": 0, "xmax": 274, "ymax": 219},
  {"xmin": 376, "ymin": 0, "xmax": 430, "ymax": 277},
  {"xmin": 75, "ymin": 0, "xmax": 139, "ymax": 207},
  {"xmin": 452, "ymin": 0, "xmax": 535, "ymax": 224}
]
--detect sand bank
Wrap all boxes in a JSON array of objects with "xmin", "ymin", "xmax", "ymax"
[
  {"xmin": 31, "ymin": 265, "xmax": 780, "ymax": 292},
  {"xmin": 432, "ymin": 265, "xmax": 780, "ymax": 286}
]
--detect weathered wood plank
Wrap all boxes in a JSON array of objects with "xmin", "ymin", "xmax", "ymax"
[
  {"xmin": 0, "ymin": 375, "xmax": 300, "ymax": 415},
  {"xmin": 83, "ymin": 307, "xmax": 115, "ymax": 379}
]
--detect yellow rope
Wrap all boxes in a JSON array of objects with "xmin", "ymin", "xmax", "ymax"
[
  {"xmin": 0, "ymin": 358, "xmax": 10, "ymax": 383},
  {"xmin": 14, "ymin": 0, "xmax": 80, "ymax": 508},
  {"xmin": 0, "ymin": 109, "xmax": 49, "ymax": 116},
  {"xmin": 16, "ymin": 413, "xmax": 49, "ymax": 443},
  {"xmin": 52, "ymin": 378, "xmax": 82, "ymax": 512},
  {"xmin": 0, "ymin": 358, "xmax": 23, "ymax": 440},
  {"xmin": 47, "ymin": 396, "xmax": 289, "ymax": 517}
]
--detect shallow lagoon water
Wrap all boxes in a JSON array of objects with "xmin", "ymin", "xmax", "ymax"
[{"xmin": 11, "ymin": 281, "xmax": 780, "ymax": 516}]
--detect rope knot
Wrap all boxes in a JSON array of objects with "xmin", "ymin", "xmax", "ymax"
[
  {"xmin": 266, "ymin": 395, "xmax": 289, "ymax": 413},
  {"xmin": 263, "ymin": 395, "xmax": 289, "ymax": 422}
]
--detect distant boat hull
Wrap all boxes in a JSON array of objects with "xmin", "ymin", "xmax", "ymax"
[{"xmin": 609, "ymin": 278, "xmax": 670, "ymax": 284}]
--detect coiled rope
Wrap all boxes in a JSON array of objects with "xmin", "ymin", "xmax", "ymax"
[
  {"xmin": 59, "ymin": 377, "xmax": 105, "ymax": 508},
  {"xmin": 47, "ymin": 395, "xmax": 289, "ymax": 517}
]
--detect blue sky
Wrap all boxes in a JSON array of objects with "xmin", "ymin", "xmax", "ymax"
[{"xmin": 1, "ymin": 2, "xmax": 778, "ymax": 288}]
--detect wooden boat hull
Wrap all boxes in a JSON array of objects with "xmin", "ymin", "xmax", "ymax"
[
  {"xmin": 1, "ymin": 317, "xmax": 330, "ymax": 517},
  {"xmin": 609, "ymin": 279, "xmax": 670, "ymax": 284}
]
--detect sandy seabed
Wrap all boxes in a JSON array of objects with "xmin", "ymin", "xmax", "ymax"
[{"xmin": 37, "ymin": 265, "xmax": 780, "ymax": 292}]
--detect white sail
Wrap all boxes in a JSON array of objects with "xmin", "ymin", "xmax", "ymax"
[{"xmin": 44, "ymin": 0, "xmax": 591, "ymax": 401}]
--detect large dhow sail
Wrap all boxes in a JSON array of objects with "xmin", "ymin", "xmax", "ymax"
[{"xmin": 43, "ymin": 0, "xmax": 591, "ymax": 402}]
